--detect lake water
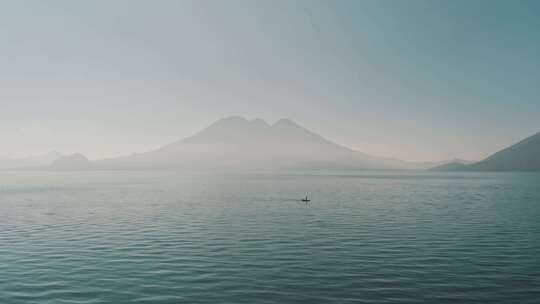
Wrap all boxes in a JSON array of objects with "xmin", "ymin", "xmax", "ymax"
[{"xmin": 1, "ymin": 171, "xmax": 539, "ymax": 303}]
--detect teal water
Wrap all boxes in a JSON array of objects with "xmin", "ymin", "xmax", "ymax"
[{"xmin": 0, "ymin": 171, "xmax": 539, "ymax": 303}]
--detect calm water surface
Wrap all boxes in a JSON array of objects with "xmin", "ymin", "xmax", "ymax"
[{"xmin": 0, "ymin": 171, "xmax": 539, "ymax": 303}]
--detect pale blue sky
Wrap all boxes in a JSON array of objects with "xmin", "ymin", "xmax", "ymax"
[{"xmin": 1, "ymin": 0, "xmax": 539, "ymax": 161}]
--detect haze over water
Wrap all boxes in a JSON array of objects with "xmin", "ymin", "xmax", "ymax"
[
  {"xmin": 2, "ymin": 1, "xmax": 540, "ymax": 303},
  {"xmin": 1, "ymin": 171, "xmax": 539, "ymax": 303}
]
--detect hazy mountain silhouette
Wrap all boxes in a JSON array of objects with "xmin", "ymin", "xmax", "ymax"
[
  {"xmin": 431, "ymin": 131, "xmax": 540, "ymax": 171},
  {"xmin": 467, "ymin": 131, "xmax": 540, "ymax": 171},
  {"xmin": 0, "ymin": 151, "xmax": 62, "ymax": 169},
  {"xmin": 95, "ymin": 116, "xmax": 424, "ymax": 170},
  {"xmin": 428, "ymin": 159, "xmax": 475, "ymax": 171},
  {"xmin": 429, "ymin": 162, "xmax": 469, "ymax": 171},
  {"xmin": 51, "ymin": 153, "xmax": 93, "ymax": 170}
]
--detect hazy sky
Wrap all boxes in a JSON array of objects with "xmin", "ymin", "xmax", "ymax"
[{"xmin": 1, "ymin": 0, "xmax": 540, "ymax": 161}]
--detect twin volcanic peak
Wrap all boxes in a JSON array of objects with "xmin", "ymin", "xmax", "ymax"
[
  {"xmin": 94, "ymin": 116, "xmax": 410, "ymax": 170},
  {"xmin": 38, "ymin": 116, "xmax": 540, "ymax": 171},
  {"xmin": 51, "ymin": 153, "xmax": 93, "ymax": 170},
  {"xmin": 181, "ymin": 116, "xmax": 326, "ymax": 145}
]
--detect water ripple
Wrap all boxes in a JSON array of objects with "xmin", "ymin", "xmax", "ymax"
[{"xmin": 0, "ymin": 171, "xmax": 539, "ymax": 303}]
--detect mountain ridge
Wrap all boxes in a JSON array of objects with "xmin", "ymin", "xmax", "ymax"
[
  {"xmin": 12, "ymin": 116, "xmax": 530, "ymax": 172},
  {"xmin": 467, "ymin": 131, "xmax": 540, "ymax": 171},
  {"xmin": 51, "ymin": 153, "xmax": 93, "ymax": 170},
  {"xmin": 0, "ymin": 151, "xmax": 63, "ymax": 169},
  {"xmin": 431, "ymin": 131, "xmax": 540, "ymax": 171},
  {"xmin": 93, "ymin": 116, "xmax": 425, "ymax": 170}
]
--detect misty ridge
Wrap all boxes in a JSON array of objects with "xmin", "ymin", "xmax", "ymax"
[
  {"xmin": 2, "ymin": 116, "xmax": 539, "ymax": 172},
  {"xmin": 0, "ymin": 151, "xmax": 62, "ymax": 169}
]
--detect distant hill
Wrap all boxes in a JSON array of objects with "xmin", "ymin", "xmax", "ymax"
[
  {"xmin": 0, "ymin": 151, "xmax": 62, "ymax": 169},
  {"xmin": 51, "ymin": 153, "xmax": 93, "ymax": 170},
  {"xmin": 95, "ymin": 116, "xmax": 425, "ymax": 170},
  {"xmin": 431, "ymin": 131, "xmax": 540, "ymax": 172},
  {"xmin": 466, "ymin": 131, "xmax": 540, "ymax": 171},
  {"xmin": 428, "ymin": 159, "xmax": 475, "ymax": 171},
  {"xmin": 429, "ymin": 162, "xmax": 469, "ymax": 171}
]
